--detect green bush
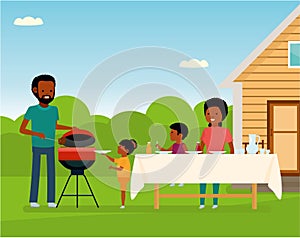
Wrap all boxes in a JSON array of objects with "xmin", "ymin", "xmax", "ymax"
[{"xmin": 1, "ymin": 95, "xmax": 233, "ymax": 176}]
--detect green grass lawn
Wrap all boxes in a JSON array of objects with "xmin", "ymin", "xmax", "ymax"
[{"xmin": 1, "ymin": 176, "xmax": 300, "ymax": 237}]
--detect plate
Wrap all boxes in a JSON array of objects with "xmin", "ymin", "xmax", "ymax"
[
  {"xmin": 186, "ymin": 151, "xmax": 203, "ymax": 154},
  {"xmin": 136, "ymin": 154, "xmax": 155, "ymax": 158},
  {"xmin": 95, "ymin": 150, "xmax": 111, "ymax": 154},
  {"xmin": 209, "ymin": 151, "xmax": 226, "ymax": 154},
  {"xmin": 155, "ymin": 151, "xmax": 172, "ymax": 154}
]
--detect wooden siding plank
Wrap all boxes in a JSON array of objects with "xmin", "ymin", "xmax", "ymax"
[
  {"xmin": 242, "ymin": 112, "xmax": 267, "ymax": 120},
  {"xmin": 242, "ymin": 96, "xmax": 300, "ymax": 104},
  {"xmin": 242, "ymin": 129, "xmax": 267, "ymax": 137},
  {"xmin": 260, "ymin": 49, "xmax": 288, "ymax": 57},
  {"xmin": 243, "ymin": 89, "xmax": 300, "ymax": 97},
  {"xmin": 242, "ymin": 136, "xmax": 267, "ymax": 140},
  {"xmin": 244, "ymin": 65, "xmax": 300, "ymax": 73},
  {"xmin": 242, "ymin": 81, "xmax": 300, "ymax": 88},
  {"xmin": 243, "ymin": 120, "xmax": 267, "ymax": 128},
  {"xmin": 289, "ymin": 18, "xmax": 300, "ymax": 25},
  {"xmin": 250, "ymin": 64, "xmax": 288, "ymax": 66},
  {"xmin": 235, "ymin": 73, "xmax": 300, "ymax": 81},
  {"xmin": 242, "ymin": 104, "xmax": 267, "ymax": 112},
  {"xmin": 243, "ymin": 97, "xmax": 268, "ymax": 104},
  {"xmin": 242, "ymin": 135, "xmax": 267, "ymax": 141},
  {"xmin": 243, "ymin": 87, "xmax": 300, "ymax": 90},
  {"xmin": 251, "ymin": 57, "xmax": 288, "ymax": 65},
  {"xmin": 275, "ymin": 34, "xmax": 300, "ymax": 41},
  {"xmin": 243, "ymin": 72, "xmax": 300, "ymax": 74},
  {"xmin": 267, "ymin": 41, "xmax": 289, "ymax": 50},
  {"xmin": 281, "ymin": 26, "xmax": 300, "ymax": 34}
]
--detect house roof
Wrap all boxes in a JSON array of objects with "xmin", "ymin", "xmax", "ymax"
[{"xmin": 220, "ymin": 5, "xmax": 300, "ymax": 88}]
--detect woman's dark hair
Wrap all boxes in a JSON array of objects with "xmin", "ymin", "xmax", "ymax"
[
  {"xmin": 204, "ymin": 98, "xmax": 228, "ymax": 127},
  {"xmin": 170, "ymin": 122, "xmax": 189, "ymax": 139},
  {"xmin": 31, "ymin": 74, "xmax": 56, "ymax": 91},
  {"xmin": 119, "ymin": 139, "xmax": 137, "ymax": 155}
]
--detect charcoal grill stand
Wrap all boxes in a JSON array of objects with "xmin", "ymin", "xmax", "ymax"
[{"xmin": 56, "ymin": 170, "xmax": 99, "ymax": 208}]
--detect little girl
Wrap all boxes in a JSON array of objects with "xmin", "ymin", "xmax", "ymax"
[
  {"xmin": 198, "ymin": 98, "xmax": 234, "ymax": 209},
  {"xmin": 102, "ymin": 139, "xmax": 137, "ymax": 209}
]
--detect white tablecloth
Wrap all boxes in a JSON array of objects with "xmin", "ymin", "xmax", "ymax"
[{"xmin": 130, "ymin": 154, "xmax": 282, "ymax": 200}]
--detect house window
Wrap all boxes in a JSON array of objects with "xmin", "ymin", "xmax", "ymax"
[{"xmin": 288, "ymin": 41, "xmax": 300, "ymax": 68}]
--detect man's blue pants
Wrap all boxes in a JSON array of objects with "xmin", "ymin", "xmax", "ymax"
[{"xmin": 30, "ymin": 147, "xmax": 55, "ymax": 203}]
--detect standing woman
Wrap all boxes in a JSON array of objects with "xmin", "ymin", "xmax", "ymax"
[{"xmin": 198, "ymin": 98, "xmax": 234, "ymax": 209}]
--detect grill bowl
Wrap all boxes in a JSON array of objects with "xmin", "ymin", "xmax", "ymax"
[
  {"xmin": 58, "ymin": 147, "xmax": 96, "ymax": 172},
  {"xmin": 59, "ymin": 129, "xmax": 95, "ymax": 147},
  {"xmin": 59, "ymin": 160, "xmax": 95, "ymax": 170}
]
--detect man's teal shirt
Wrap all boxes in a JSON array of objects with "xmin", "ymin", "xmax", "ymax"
[{"xmin": 24, "ymin": 105, "xmax": 59, "ymax": 148}]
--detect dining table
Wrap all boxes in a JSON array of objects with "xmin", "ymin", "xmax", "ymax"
[{"xmin": 130, "ymin": 153, "xmax": 282, "ymax": 209}]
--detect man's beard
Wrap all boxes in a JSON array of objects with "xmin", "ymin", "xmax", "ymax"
[{"xmin": 34, "ymin": 93, "xmax": 55, "ymax": 104}]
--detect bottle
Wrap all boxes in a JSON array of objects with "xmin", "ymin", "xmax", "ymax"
[
  {"xmin": 195, "ymin": 142, "xmax": 201, "ymax": 151},
  {"xmin": 146, "ymin": 142, "xmax": 152, "ymax": 154}
]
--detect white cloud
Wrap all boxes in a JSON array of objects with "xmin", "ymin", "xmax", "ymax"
[
  {"xmin": 13, "ymin": 16, "xmax": 44, "ymax": 26},
  {"xmin": 179, "ymin": 59, "xmax": 209, "ymax": 68}
]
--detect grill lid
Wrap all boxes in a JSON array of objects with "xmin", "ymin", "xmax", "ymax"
[{"xmin": 59, "ymin": 129, "xmax": 95, "ymax": 147}]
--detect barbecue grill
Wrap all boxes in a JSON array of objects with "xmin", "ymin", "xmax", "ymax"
[{"xmin": 56, "ymin": 129, "xmax": 99, "ymax": 208}]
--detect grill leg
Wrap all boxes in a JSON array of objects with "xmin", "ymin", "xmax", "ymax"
[
  {"xmin": 56, "ymin": 174, "xmax": 72, "ymax": 208},
  {"xmin": 83, "ymin": 174, "xmax": 99, "ymax": 208},
  {"xmin": 76, "ymin": 175, "xmax": 79, "ymax": 208}
]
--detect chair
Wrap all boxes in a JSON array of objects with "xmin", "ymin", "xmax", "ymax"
[{"xmin": 243, "ymin": 140, "xmax": 264, "ymax": 154}]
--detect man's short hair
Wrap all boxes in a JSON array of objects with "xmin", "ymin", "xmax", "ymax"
[{"xmin": 31, "ymin": 74, "xmax": 56, "ymax": 90}]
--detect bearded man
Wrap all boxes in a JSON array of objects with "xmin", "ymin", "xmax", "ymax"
[{"xmin": 20, "ymin": 74, "xmax": 73, "ymax": 208}]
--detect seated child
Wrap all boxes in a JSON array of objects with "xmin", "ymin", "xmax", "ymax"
[
  {"xmin": 156, "ymin": 122, "xmax": 188, "ymax": 187},
  {"xmin": 102, "ymin": 139, "xmax": 137, "ymax": 209}
]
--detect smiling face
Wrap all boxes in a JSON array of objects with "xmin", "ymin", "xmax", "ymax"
[
  {"xmin": 32, "ymin": 81, "xmax": 55, "ymax": 105},
  {"xmin": 205, "ymin": 106, "xmax": 222, "ymax": 127},
  {"xmin": 170, "ymin": 129, "xmax": 182, "ymax": 142}
]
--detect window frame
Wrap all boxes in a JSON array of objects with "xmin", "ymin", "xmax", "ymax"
[{"xmin": 288, "ymin": 41, "xmax": 300, "ymax": 68}]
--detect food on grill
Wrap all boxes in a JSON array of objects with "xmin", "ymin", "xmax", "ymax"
[{"xmin": 58, "ymin": 129, "xmax": 95, "ymax": 147}]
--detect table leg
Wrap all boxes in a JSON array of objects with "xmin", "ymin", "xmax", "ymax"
[
  {"xmin": 252, "ymin": 184, "xmax": 257, "ymax": 210},
  {"xmin": 154, "ymin": 184, "xmax": 159, "ymax": 209},
  {"xmin": 76, "ymin": 175, "xmax": 79, "ymax": 208}
]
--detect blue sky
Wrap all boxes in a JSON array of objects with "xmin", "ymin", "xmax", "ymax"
[{"xmin": 1, "ymin": 1, "xmax": 299, "ymax": 119}]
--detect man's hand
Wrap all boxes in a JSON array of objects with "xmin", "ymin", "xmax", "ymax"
[
  {"xmin": 58, "ymin": 137, "xmax": 66, "ymax": 145},
  {"xmin": 37, "ymin": 133, "xmax": 45, "ymax": 139}
]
